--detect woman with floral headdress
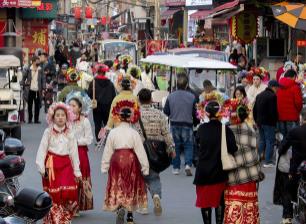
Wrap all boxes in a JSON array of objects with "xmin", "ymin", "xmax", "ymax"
[
  {"xmin": 66, "ymin": 91, "xmax": 94, "ymax": 214},
  {"xmin": 127, "ymin": 65, "xmax": 144, "ymax": 96},
  {"xmin": 102, "ymin": 99, "xmax": 149, "ymax": 224},
  {"xmin": 223, "ymin": 99, "xmax": 261, "ymax": 224},
  {"xmin": 36, "ymin": 102, "xmax": 81, "ymax": 224},
  {"xmin": 194, "ymin": 101, "xmax": 237, "ymax": 224}
]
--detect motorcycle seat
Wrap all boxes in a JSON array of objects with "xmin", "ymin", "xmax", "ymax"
[{"xmin": 0, "ymin": 155, "xmax": 25, "ymax": 179}]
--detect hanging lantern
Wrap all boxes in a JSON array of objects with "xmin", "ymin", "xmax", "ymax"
[
  {"xmin": 85, "ymin": 6, "xmax": 93, "ymax": 19},
  {"xmin": 74, "ymin": 7, "xmax": 81, "ymax": 19},
  {"xmin": 101, "ymin": 16, "xmax": 107, "ymax": 25}
]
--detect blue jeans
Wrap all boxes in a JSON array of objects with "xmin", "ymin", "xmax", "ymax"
[
  {"xmin": 278, "ymin": 121, "xmax": 299, "ymax": 138},
  {"xmin": 171, "ymin": 125, "xmax": 194, "ymax": 169},
  {"xmin": 258, "ymin": 125, "xmax": 275, "ymax": 164},
  {"xmin": 144, "ymin": 169, "xmax": 162, "ymax": 198}
]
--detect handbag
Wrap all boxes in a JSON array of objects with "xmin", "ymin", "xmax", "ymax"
[
  {"xmin": 92, "ymin": 78, "xmax": 97, "ymax": 109},
  {"xmin": 221, "ymin": 124, "xmax": 237, "ymax": 171},
  {"xmin": 139, "ymin": 117, "xmax": 171, "ymax": 173}
]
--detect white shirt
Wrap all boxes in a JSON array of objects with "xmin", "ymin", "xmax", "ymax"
[
  {"xmin": 71, "ymin": 116, "xmax": 93, "ymax": 146},
  {"xmin": 247, "ymin": 83, "xmax": 267, "ymax": 105},
  {"xmin": 30, "ymin": 65, "xmax": 39, "ymax": 91},
  {"xmin": 133, "ymin": 80, "xmax": 145, "ymax": 96},
  {"xmin": 36, "ymin": 125, "xmax": 81, "ymax": 177},
  {"xmin": 101, "ymin": 122, "xmax": 149, "ymax": 175},
  {"xmin": 141, "ymin": 72, "xmax": 155, "ymax": 90}
]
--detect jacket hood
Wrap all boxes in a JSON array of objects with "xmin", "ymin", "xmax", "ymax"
[
  {"xmin": 95, "ymin": 78, "xmax": 112, "ymax": 88},
  {"xmin": 279, "ymin": 77, "xmax": 297, "ymax": 89}
]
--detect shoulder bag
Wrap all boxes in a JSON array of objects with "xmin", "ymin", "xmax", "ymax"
[
  {"xmin": 139, "ymin": 117, "xmax": 171, "ymax": 173},
  {"xmin": 221, "ymin": 124, "xmax": 237, "ymax": 171},
  {"xmin": 92, "ymin": 78, "xmax": 97, "ymax": 109}
]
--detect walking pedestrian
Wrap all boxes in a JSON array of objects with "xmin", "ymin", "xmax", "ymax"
[
  {"xmin": 194, "ymin": 101, "xmax": 237, "ymax": 224},
  {"xmin": 163, "ymin": 73, "xmax": 197, "ymax": 176},
  {"xmin": 136, "ymin": 88, "xmax": 176, "ymax": 216},
  {"xmin": 127, "ymin": 65, "xmax": 144, "ymax": 96},
  {"xmin": 22, "ymin": 56, "xmax": 45, "ymax": 123},
  {"xmin": 57, "ymin": 63, "xmax": 69, "ymax": 92},
  {"xmin": 36, "ymin": 102, "xmax": 81, "ymax": 224},
  {"xmin": 224, "ymin": 101, "xmax": 261, "ymax": 224},
  {"xmin": 253, "ymin": 80, "xmax": 279, "ymax": 167},
  {"xmin": 54, "ymin": 45, "xmax": 69, "ymax": 68},
  {"xmin": 101, "ymin": 101, "xmax": 149, "ymax": 224},
  {"xmin": 43, "ymin": 65, "xmax": 56, "ymax": 113},
  {"xmin": 87, "ymin": 63, "xmax": 116, "ymax": 141},
  {"xmin": 67, "ymin": 91, "xmax": 94, "ymax": 214}
]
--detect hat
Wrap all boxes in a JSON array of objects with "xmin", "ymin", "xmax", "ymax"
[
  {"xmin": 94, "ymin": 63, "xmax": 109, "ymax": 75},
  {"xmin": 268, "ymin": 80, "xmax": 280, "ymax": 88},
  {"xmin": 46, "ymin": 102, "xmax": 75, "ymax": 125}
]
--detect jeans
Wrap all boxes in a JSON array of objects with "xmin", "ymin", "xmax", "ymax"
[
  {"xmin": 278, "ymin": 121, "xmax": 299, "ymax": 138},
  {"xmin": 258, "ymin": 125, "xmax": 275, "ymax": 164},
  {"xmin": 144, "ymin": 169, "xmax": 162, "ymax": 198},
  {"xmin": 171, "ymin": 125, "xmax": 194, "ymax": 169}
]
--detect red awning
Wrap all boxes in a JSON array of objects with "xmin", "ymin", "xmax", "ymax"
[
  {"xmin": 212, "ymin": 0, "xmax": 240, "ymax": 13},
  {"xmin": 0, "ymin": 0, "xmax": 40, "ymax": 8},
  {"xmin": 190, "ymin": 10, "xmax": 213, "ymax": 20},
  {"xmin": 161, "ymin": 9, "xmax": 181, "ymax": 18}
]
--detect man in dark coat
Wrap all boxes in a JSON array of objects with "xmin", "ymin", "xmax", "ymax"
[
  {"xmin": 253, "ymin": 80, "xmax": 279, "ymax": 167},
  {"xmin": 22, "ymin": 56, "xmax": 45, "ymax": 123},
  {"xmin": 87, "ymin": 63, "xmax": 116, "ymax": 142}
]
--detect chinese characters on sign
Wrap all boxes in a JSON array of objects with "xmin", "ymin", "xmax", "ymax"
[
  {"xmin": 297, "ymin": 40, "xmax": 306, "ymax": 47},
  {"xmin": 0, "ymin": 0, "xmax": 41, "ymax": 7},
  {"xmin": 36, "ymin": 2, "xmax": 53, "ymax": 11},
  {"xmin": 22, "ymin": 20, "xmax": 48, "ymax": 56}
]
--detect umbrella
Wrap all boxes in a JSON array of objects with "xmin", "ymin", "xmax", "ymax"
[{"xmin": 271, "ymin": 2, "xmax": 306, "ymax": 31}]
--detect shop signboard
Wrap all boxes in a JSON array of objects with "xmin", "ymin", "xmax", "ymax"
[
  {"xmin": 165, "ymin": 0, "xmax": 185, "ymax": 7},
  {"xmin": 22, "ymin": 20, "xmax": 48, "ymax": 56},
  {"xmin": 21, "ymin": 0, "xmax": 57, "ymax": 19},
  {"xmin": 186, "ymin": 0, "xmax": 212, "ymax": 7},
  {"xmin": 0, "ymin": 0, "xmax": 41, "ymax": 8},
  {"xmin": 297, "ymin": 40, "xmax": 306, "ymax": 47}
]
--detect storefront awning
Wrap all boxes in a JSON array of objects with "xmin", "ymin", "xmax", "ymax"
[
  {"xmin": 190, "ymin": 10, "xmax": 213, "ymax": 20},
  {"xmin": 207, "ymin": 0, "xmax": 243, "ymax": 19},
  {"xmin": 161, "ymin": 9, "xmax": 181, "ymax": 19},
  {"xmin": 0, "ymin": 0, "xmax": 41, "ymax": 8}
]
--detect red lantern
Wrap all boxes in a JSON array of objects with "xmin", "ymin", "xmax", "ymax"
[
  {"xmin": 101, "ymin": 16, "xmax": 107, "ymax": 25},
  {"xmin": 74, "ymin": 7, "xmax": 81, "ymax": 19},
  {"xmin": 85, "ymin": 6, "xmax": 93, "ymax": 19}
]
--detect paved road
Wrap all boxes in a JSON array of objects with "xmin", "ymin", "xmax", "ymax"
[{"xmin": 19, "ymin": 116, "xmax": 282, "ymax": 224}]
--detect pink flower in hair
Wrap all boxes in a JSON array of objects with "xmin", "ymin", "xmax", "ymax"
[{"xmin": 46, "ymin": 102, "xmax": 76, "ymax": 125}]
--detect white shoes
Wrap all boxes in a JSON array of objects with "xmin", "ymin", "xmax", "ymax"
[
  {"xmin": 172, "ymin": 168, "xmax": 180, "ymax": 175},
  {"xmin": 153, "ymin": 194, "xmax": 162, "ymax": 216},
  {"xmin": 185, "ymin": 165, "xmax": 193, "ymax": 176},
  {"xmin": 281, "ymin": 218, "xmax": 292, "ymax": 224}
]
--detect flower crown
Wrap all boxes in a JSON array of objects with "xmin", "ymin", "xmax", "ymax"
[
  {"xmin": 111, "ymin": 100, "xmax": 140, "ymax": 123},
  {"xmin": 46, "ymin": 102, "xmax": 75, "ymax": 125},
  {"xmin": 127, "ymin": 65, "xmax": 141, "ymax": 79},
  {"xmin": 116, "ymin": 73, "xmax": 137, "ymax": 90},
  {"xmin": 247, "ymin": 67, "xmax": 269, "ymax": 83},
  {"xmin": 222, "ymin": 98, "xmax": 249, "ymax": 125},
  {"xmin": 197, "ymin": 91, "xmax": 224, "ymax": 121},
  {"xmin": 66, "ymin": 67, "xmax": 81, "ymax": 82},
  {"xmin": 65, "ymin": 90, "xmax": 92, "ymax": 115},
  {"xmin": 119, "ymin": 55, "xmax": 133, "ymax": 65}
]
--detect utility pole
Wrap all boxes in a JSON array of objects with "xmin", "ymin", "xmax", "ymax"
[{"xmin": 154, "ymin": 0, "xmax": 160, "ymax": 40}]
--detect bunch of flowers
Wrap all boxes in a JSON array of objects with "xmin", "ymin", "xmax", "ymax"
[
  {"xmin": 197, "ymin": 91, "xmax": 224, "ymax": 121},
  {"xmin": 46, "ymin": 102, "xmax": 75, "ymax": 125},
  {"xmin": 66, "ymin": 67, "xmax": 81, "ymax": 82},
  {"xmin": 111, "ymin": 100, "xmax": 140, "ymax": 123},
  {"xmin": 221, "ymin": 98, "xmax": 249, "ymax": 125}
]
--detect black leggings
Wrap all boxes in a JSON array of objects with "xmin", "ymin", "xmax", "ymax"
[
  {"xmin": 93, "ymin": 105, "xmax": 110, "ymax": 142},
  {"xmin": 201, "ymin": 195, "xmax": 224, "ymax": 224}
]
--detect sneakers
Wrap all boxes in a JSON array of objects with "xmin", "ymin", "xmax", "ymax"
[
  {"xmin": 136, "ymin": 207, "xmax": 149, "ymax": 215},
  {"xmin": 172, "ymin": 168, "xmax": 180, "ymax": 175},
  {"xmin": 263, "ymin": 163, "xmax": 275, "ymax": 168},
  {"xmin": 185, "ymin": 165, "xmax": 193, "ymax": 176},
  {"xmin": 280, "ymin": 218, "xmax": 292, "ymax": 224},
  {"xmin": 116, "ymin": 208, "xmax": 125, "ymax": 224},
  {"xmin": 153, "ymin": 194, "xmax": 162, "ymax": 216}
]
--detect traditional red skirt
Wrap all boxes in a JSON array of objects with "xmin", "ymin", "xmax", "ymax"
[
  {"xmin": 196, "ymin": 182, "xmax": 226, "ymax": 208},
  {"xmin": 42, "ymin": 151, "xmax": 78, "ymax": 224},
  {"xmin": 224, "ymin": 182, "xmax": 260, "ymax": 224},
  {"xmin": 78, "ymin": 145, "xmax": 93, "ymax": 211},
  {"xmin": 103, "ymin": 149, "xmax": 148, "ymax": 212}
]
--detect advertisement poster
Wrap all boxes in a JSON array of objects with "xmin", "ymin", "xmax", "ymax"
[
  {"xmin": 22, "ymin": 20, "xmax": 48, "ymax": 56},
  {"xmin": 146, "ymin": 40, "xmax": 167, "ymax": 56}
]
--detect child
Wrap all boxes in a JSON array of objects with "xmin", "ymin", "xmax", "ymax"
[
  {"xmin": 101, "ymin": 100, "xmax": 149, "ymax": 224},
  {"xmin": 67, "ymin": 91, "xmax": 94, "ymax": 213},
  {"xmin": 36, "ymin": 102, "xmax": 81, "ymax": 224}
]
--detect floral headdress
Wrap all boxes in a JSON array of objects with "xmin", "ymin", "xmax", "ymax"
[
  {"xmin": 247, "ymin": 67, "xmax": 269, "ymax": 83},
  {"xmin": 197, "ymin": 91, "xmax": 224, "ymax": 121},
  {"xmin": 65, "ymin": 90, "xmax": 92, "ymax": 115},
  {"xmin": 127, "ymin": 65, "xmax": 141, "ymax": 79},
  {"xmin": 66, "ymin": 67, "xmax": 81, "ymax": 82},
  {"xmin": 46, "ymin": 102, "xmax": 75, "ymax": 125},
  {"xmin": 111, "ymin": 100, "xmax": 140, "ymax": 123},
  {"xmin": 93, "ymin": 63, "xmax": 109, "ymax": 75},
  {"xmin": 119, "ymin": 55, "xmax": 133, "ymax": 65},
  {"xmin": 222, "ymin": 98, "xmax": 249, "ymax": 125},
  {"xmin": 116, "ymin": 73, "xmax": 137, "ymax": 90}
]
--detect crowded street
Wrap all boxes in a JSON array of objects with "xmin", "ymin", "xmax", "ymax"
[
  {"xmin": 0, "ymin": 0, "xmax": 305, "ymax": 223},
  {"xmin": 19, "ymin": 117, "xmax": 282, "ymax": 224}
]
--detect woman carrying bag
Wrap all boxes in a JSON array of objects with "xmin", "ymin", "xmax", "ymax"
[{"xmin": 194, "ymin": 101, "xmax": 238, "ymax": 224}]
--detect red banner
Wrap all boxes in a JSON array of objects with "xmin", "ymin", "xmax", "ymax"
[
  {"xmin": 22, "ymin": 20, "xmax": 48, "ymax": 56},
  {"xmin": 146, "ymin": 40, "xmax": 167, "ymax": 56},
  {"xmin": 297, "ymin": 40, "xmax": 306, "ymax": 47},
  {"xmin": 0, "ymin": 0, "xmax": 40, "ymax": 7}
]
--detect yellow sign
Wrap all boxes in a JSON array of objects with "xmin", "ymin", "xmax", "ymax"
[
  {"xmin": 32, "ymin": 29, "xmax": 47, "ymax": 45},
  {"xmin": 32, "ymin": 0, "xmax": 41, "ymax": 7}
]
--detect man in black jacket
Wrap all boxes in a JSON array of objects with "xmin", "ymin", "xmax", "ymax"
[{"xmin": 253, "ymin": 80, "xmax": 279, "ymax": 167}]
